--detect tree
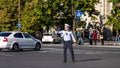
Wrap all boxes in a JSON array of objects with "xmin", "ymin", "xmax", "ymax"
[
  {"xmin": 0, "ymin": 0, "xmax": 18, "ymax": 31},
  {"xmin": 106, "ymin": 0, "xmax": 120, "ymax": 31},
  {"xmin": 21, "ymin": 0, "xmax": 42, "ymax": 32},
  {"xmin": 0, "ymin": 0, "xmax": 100, "ymax": 32}
]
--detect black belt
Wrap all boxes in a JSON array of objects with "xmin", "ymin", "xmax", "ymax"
[{"xmin": 64, "ymin": 40, "xmax": 71, "ymax": 42}]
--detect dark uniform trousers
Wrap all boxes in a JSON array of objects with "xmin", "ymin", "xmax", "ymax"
[{"xmin": 63, "ymin": 41, "xmax": 75, "ymax": 61}]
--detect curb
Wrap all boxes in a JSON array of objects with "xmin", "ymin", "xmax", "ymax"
[
  {"xmin": 79, "ymin": 45, "xmax": 120, "ymax": 48},
  {"xmin": 43, "ymin": 43, "xmax": 120, "ymax": 48}
]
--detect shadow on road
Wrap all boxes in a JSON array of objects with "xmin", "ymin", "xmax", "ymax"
[{"xmin": 75, "ymin": 58, "xmax": 102, "ymax": 62}]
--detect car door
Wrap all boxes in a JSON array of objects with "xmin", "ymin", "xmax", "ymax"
[
  {"xmin": 23, "ymin": 33, "xmax": 36, "ymax": 48},
  {"xmin": 14, "ymin": 33, "xmax": 26, "ymax": 48}
]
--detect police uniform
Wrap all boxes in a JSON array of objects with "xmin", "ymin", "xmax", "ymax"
[{"xmin": 56, "ymin": 24, "xmax": 76, "ymax": 62}]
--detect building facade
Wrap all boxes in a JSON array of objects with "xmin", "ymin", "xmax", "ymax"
[
  {"xmin": 95, "ymin": 0, "xmax": 113, "ymax": 24},
  {"xmin": 80, "ymin": 0, "xmax": 113, "ymax": 40}
]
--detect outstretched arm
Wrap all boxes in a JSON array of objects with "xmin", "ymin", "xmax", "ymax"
[{"xmin": 55, "ymin": 30, "xmax": 63, "ymax": 34}]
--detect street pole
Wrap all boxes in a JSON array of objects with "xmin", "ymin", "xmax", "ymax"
[
  {"xmin": 72, "ymin": 0, "xmax": 75, "ymax": 31},
  {"xmin": 18, "ymin": 0, "xmax": 20, "ymax": 31},
  {"xmin": 71, "ymin": 0, "xmax": 77, "ymax": 41}
]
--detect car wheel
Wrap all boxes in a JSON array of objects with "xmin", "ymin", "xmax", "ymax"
[
  {"xmin": 34, "ymin": 43, "xmax": 41, "ymax": 51},
  {"xmin": 12, "ymin": 43, "xmax": 20, "ymax": 52},
  {"xmin": 0, "ymin": 49, "xmax": 2, "ymax": 51},
  {"xmin": 20, "ymin": 49, "xmax": 23, "ymax": 51}
]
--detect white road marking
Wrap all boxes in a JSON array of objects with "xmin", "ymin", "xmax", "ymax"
[
  {"xmin": 40, "ymin": 48, "xmax": 120, "ymax": 55},
  {"xmin": 0, "ymin": 53, "xmax": 13, "ymax": 57}
]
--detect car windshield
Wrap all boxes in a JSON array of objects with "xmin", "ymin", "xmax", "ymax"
[
  {"xmin": 43, "ymin": 34, "xmax": 52, "ymax": 36},
  {"xmin": 0, "ymin": 32, "xmax": 12, "ymax": 37}
]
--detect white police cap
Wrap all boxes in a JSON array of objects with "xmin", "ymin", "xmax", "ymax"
[{"xmin": 64, "ymin": 23, "xmax": 70, "ymax": 27}]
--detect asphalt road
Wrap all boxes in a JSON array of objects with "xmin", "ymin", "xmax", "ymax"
[{"xmin": 0, "ymin": 44, "xmax": 120, "ymax": 68}]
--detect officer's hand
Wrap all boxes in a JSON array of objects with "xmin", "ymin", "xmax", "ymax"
[{"xmin": 73, "ymin": 42, "xmax": 76, "ymax": 46}]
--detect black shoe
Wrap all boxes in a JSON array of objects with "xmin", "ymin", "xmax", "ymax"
[{"xmin": 63, "ymin": 60, "xmax": 67, "ymax": 63}]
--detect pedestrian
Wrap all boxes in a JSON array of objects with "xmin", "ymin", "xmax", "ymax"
[
  {"xmin": 76, "ymin": 29, "xmax": 81, "ymax": 42},
  {"xmin": 89, "ymin": 32, "xmax": 93, "ymax": 45},
  {"xmin": 78, "ymin": 29, "xmax": 84, "ymax": 45},
  {"xmin": 97, "ymin": 33, "xmax": 101, "ymax": 43},
  {"xmin": 115, "ymin": 31, "xmax": 119, "ymax": 42},
  {"xmin": 93, "ymin": 30, "xmax": 97, "ymax": 45},
  {"xmin": 118, "ymin": 34, "xmax": 120, "ymax": 42},
  {"xmin": 55, "ymin": 24, "xmax": 76, "ymax": 63},
  {"xmin": 100, "ymin": 31, "xmax": 104, "ymax": 45}
]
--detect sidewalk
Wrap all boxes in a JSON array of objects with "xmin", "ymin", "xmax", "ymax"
[
  {"xmin": 43, "ymin": 41, "xmax": 120, "ymax": 48},
  {"xmin": 79, "ymin": 41, "xmax": 120, "ymax": 48}
]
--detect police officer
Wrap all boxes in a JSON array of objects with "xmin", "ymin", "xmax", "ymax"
[{"xmin": 55, "ymin": 24, "xmax": 76, "ymax": 63}]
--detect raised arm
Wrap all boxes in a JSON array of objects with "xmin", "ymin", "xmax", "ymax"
[{"xmin": 55, "ymin": 30, "xmax": 63, "ymax": 34}]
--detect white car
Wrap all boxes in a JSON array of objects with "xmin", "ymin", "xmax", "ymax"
[
  {"xmin": 42, "ymin": 34, "xmax": 54, "ymax": 43},
  {"xmin": 0, "ymin": 31, "xmax": 42, "ymax": 51},
  {"xmin": 42, "ymin": 33, "xmax": 61, "ymax": 43}
]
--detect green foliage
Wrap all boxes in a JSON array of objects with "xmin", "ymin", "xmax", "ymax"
[
  {"xmin": 21, "ymin": 0, "xmax": 42, "ymax": 32},
  {"xmin": 0, "ymin": 0, "xmax": 99, "ymax": 32},
  {"xmin": 0, "ymin": 0, "xmax": 18, "ymax": 31},
  {"xmin": 106, "ymin": 0, "xmax": 120, "ymax": 30}
]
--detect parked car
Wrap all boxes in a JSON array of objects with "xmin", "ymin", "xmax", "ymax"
[
  {"xmin": 42, "ymin": 33, "xmax": 61, "ymax": 43},
  {"xmin": 0, "ymin": 31, "xmax": 42, "ymax": 52}
]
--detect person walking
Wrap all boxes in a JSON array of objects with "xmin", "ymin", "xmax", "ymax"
[
  {"xmin": 100, "ymin": 31, "xmax": 104, "ymax": 45},
  {"xmin": 79, "ymin": 30, "xmax": 84, "ymax": 45},
  {"xmin": 76, "ymin": 29, "xmax": 81, "ymax": 42},
  {"xmin": 115, "ymin": 31, "xmax": 119, "ymax": 42},
  {"xmin": 93, "ymin": 30, "xmax": 97, "ymax": 45},
  {"xmin": 89, "ymin": 32, "xmax": 93, "ymax": 45},
  {"xmin": 55, "ymin": 24, "xmax": 76, "ymax": 63}
]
